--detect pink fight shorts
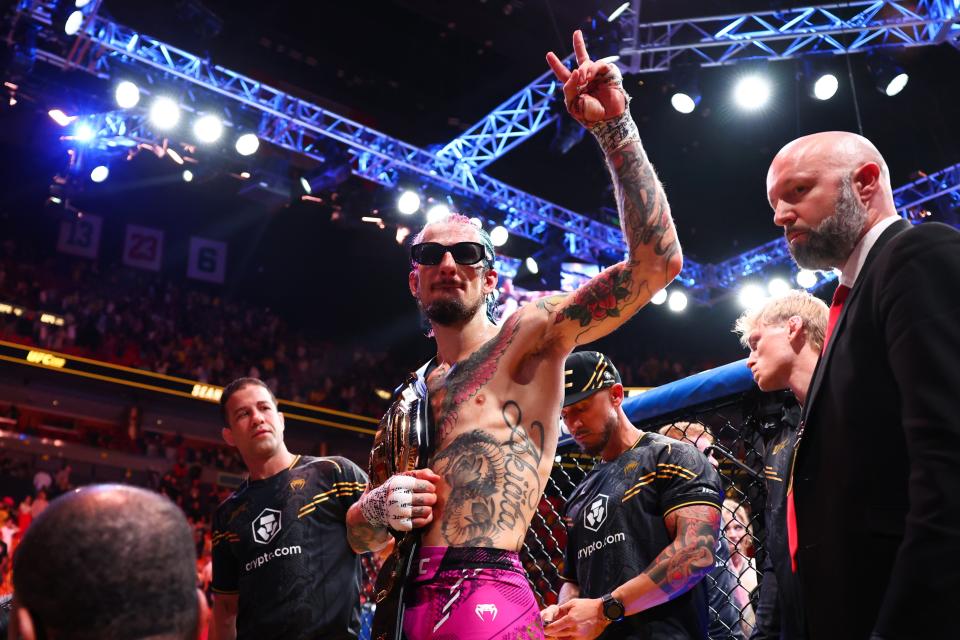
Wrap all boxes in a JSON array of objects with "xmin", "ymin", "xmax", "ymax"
[{"xmin": 401, "ymin": 546, "xmax": 545, "ymax": 640}]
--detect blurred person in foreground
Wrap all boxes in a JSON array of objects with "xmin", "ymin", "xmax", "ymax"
[{"xmin": 9, "ymin": 484, "xmax": 207, "ymax": 640}]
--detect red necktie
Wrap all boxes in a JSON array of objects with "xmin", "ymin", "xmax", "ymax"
[
  {"xmin": 821, "ymin": 284, "xmax": 851, "ymax": 353},
  {"xmin": 786, "ymin": 283, "xmax": 851, "ymax": 572}
]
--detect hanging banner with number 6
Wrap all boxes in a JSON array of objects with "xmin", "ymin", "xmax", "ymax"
[
  {"xmin": 187, "ymin": 237, "xmax": 227, "ymax": 284},
  {"xmin": 56, "ymin": 214, "xmax": 103, "ymax": 259},
  {"xmin": 122, "ymin": 224, "xmax": 165, "ymax": 271}
]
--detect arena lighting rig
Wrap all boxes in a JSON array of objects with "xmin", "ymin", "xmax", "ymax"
[{"xmin": 5, "ymin": 0, "xmax": 960, "ymax": 305}]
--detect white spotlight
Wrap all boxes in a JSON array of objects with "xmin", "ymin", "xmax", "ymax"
[
  {"xmin": 234, "ymin": 133, "xmax": 259, "ymax": 156},
  {"xmin": 670, "ymin": 92, "xmax": 697, "ymax": 114},
  {"xmin": 48, "ymin": 109, "xmax": 76, "ymax": 127},
  {"xmin": 149, "ymin": 97, "xmax": 181, "ymax": 130},
  {"xmin": 796, "ymin": 269, "xmax": 818, "ymax": 289},
  {"xmin": 89, "ymin": 165, "xmax": 109, "ymax": 183},
  {"xmin": 64, "ymin": 10, "xmax": 84, "ymax": 36},
  {"xmin": 468, "ymin": 217, "xmax": 484, "ymax": 228},
  {"xmin": 525, "ymin": 256, "xmax": 539, "ymax": 274},
  {"xmin": 813, "ymin": 74, "xmax": 838, "ymax": 101},
  {"xmin": 739, "ymin": 283, "xmax": 768, "ymax": 309},
  {"xmin": 733, "ymin": 74, "xmax": 771, "ymax": 110},
  {"xmin": 490, "ymin": 225, "xmax": 509, "ymax": 247},
  {"xmin": 884, "ymin": 73, "xmax": 909, "ymax": 97},
  {"xmin": 667, "ymin": 290, "xmax": 688, "ymax": 312},
  {"xmin": 397, "ymin": 190, "xmax": 421, "ymax": 215},
  {"xmin": 426, "ymin": 203, "xmax": 450, "ymax": 223},
  {"xmin": 607, "ymin": 2, "xmax": 629, "ymax": 22},
  {"xmin": 193, "ymin": 114, "xmax": 223, "ymax": 143},
  {"xmin": 73, "ymin": 123, "xmax": 95, "ymax": 142},
  {"xmin": 114, "ymin": 81, "xmax": 140, "ymax": 109},
  {"xmin": 166, "ymin": 147, "xmax": 184, "ymax": 165},
  {"xmin": 767, "ymin": 278, "xmax": 791, "ymax": 298},
  {"xmin": 182, "ymin": 169, "xmax": 194, "ymax": 182},
  {"xmin": 650, "ymin": 288, "xmax": 667, "ymax": 305},
  {"xmin": 75, "ymin": 0, "xmax": 93, "ymax": 7}
]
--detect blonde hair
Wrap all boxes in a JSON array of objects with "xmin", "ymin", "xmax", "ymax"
[
  {"xmin": 734, "ymin": 290, "xmax": 829, "ymax": 352},
  {"xmin": 659, "ymin": 421, "xmax": 714, "ymax": 450},
  {"xmin": 722, "ymin": 498, "xmax": 754, "ymax": 554}
]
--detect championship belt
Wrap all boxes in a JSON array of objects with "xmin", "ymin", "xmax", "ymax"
[{"xmin": 369, "ymin": 362, "xmax": 434, "ymax": 640}]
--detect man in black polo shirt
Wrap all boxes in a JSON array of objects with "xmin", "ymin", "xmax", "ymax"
[
  {"xmin": 209, "ymin": 378, "xmax": 367, "ymax": 640},
  {"xmin": 542, "ymin": 351, "xmax": 722, "ymax": 639}
]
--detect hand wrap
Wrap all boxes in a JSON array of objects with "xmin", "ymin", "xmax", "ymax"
[{"xmin": 358, "ymin": 475, "xmax": 415, "ymax": 531}]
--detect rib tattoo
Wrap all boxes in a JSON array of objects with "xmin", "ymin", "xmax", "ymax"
[{"xmin": 430, "ymin": 401, "xmax": 545, "ymax": 547}]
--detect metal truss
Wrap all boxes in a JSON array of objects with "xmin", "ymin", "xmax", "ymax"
[
  {"xmin": 619, "ymin": 0, "xmax": 960, "ymax": 73},
  {"xmin": 443, "ymin": 1, "xmax": 959, "ymax": 173},
  {"xmin": 894, "ymin": 162, "xmax": 960, "ymax": 214},
  {"xmin": 9, "ymin": 1, "xmax": 959, "ymax": 304},
  {"xmin": 434, "ymin": 64, "xmax": 564, "ymax": 183},
  {"xmin": 13, "ymin": 1, "xmax": 621, "ymax": 261}
]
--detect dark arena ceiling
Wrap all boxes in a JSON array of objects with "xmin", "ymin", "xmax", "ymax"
[{"xmin": 1, "ymin": 0, "xmax": 958, "ymax": 365}]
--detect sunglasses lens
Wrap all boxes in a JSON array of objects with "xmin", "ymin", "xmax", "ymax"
[
  {"xmin": 451, "ymin": 243, "xmax": 484, "ymax": 264},
  {"xmin": 411, "ymin": 242, "xmax": 486, "ymax": 265},
  {"xmin": 412, "ymin": 243, "xmax": 442, "ymax": 265}
]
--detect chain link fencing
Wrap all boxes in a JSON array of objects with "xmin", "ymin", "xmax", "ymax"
[{"xmin": 359, "ymin": 363, "xmax": 789, "ymax": 640}]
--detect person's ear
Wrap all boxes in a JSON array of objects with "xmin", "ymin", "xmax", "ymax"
[
  {"xmin": 608, "ymin": 383, "xmax": 624, "ymax": 407},
  {"xmin": 11, "ymin": 600, "xmax": 38, "ymax": 640},
  {"xmin": 409, "ymin": 267, "xmax": 423, "ymax": 298},
  {"xmin": 786, "ymin": 315, "xmax": 806, "ymax": 349},
  {"xmin": 194, "ymin": 588, "xmax": 210, "ymax": 640},
  {"xmin": 852, "ymin": 162, "xmax": 881, "ymax": 203},
  {"xmin": 221, "ymin": 426, "xmax": 235, "ymax": 447}
]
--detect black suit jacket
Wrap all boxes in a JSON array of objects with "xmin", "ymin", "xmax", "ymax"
[{"xmin": 792, "ymin": 219, "xmax": 960, "ymax": 640}]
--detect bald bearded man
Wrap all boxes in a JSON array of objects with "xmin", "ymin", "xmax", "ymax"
[{"xmin": 766, "ymin": 131, "xmax": 960, "ymax": 639}]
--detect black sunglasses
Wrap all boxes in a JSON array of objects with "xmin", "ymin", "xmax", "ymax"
[{"xmin": 410, "ymin": 241, "xmax": 489, "ymax": 266}]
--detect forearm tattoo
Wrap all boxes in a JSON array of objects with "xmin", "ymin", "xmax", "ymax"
[
  {"xmin": 611, "ymin": 141, "xmax": 679, "ymax": 268},
  {"xmin": 647, "ymin": 505, "xmax": 720, "ymax": 597},
  {"xmin": 346, "ymin": 519, "xmax": 388, "ymax": 552},
  {"xmin": 430, "ymin": 401, "xmax": 545, "ymax": 547}
]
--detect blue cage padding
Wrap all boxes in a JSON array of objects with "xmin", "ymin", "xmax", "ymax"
[{"xmin": 559, "ymin": 359, "xmax": 754, "ymax": 447}]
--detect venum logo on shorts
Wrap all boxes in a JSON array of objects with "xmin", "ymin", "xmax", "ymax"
[
  {"xmin": 252, "ymin": 508, "xmax": 281, "ymax": 545},
  {"xmin": 583, "ymin": 494, "xmax": 608, "ymax": 532},
  {"xmin": 475, "ymin": 604, "xmax": 498, "ymax": 622}
]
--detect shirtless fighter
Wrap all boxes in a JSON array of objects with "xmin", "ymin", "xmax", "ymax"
[{"xmin": 346, "ymin": 30, "xmax": 684, "ymax": 640}]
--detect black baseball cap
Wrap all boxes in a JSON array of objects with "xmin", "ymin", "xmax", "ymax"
[{"xmin": 563, "ymin": 351, "xmax": 622, "ymax": 407}]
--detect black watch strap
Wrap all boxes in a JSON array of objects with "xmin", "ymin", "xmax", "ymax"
[{"xmin": 601, "ymin": 593, "xmax": 625, "ymax": 622}]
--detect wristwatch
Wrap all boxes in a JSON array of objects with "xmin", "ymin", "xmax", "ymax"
[{"xmin": 600, "ymin": 593, "xmax": 625, "ymax": 623}]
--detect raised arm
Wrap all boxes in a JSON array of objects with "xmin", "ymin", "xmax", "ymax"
[
  {"xmin": 537, "ymin": 31, "xmax": 682, "ymax": 350},
  {"xmin": 544, "ymin": 504, "xmax": 719, "ymax": 639}
]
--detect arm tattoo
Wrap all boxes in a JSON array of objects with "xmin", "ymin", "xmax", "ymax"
[
  {"xmin": 347, "ymin": 519, "xmax": 389, "ymax": 552},
  {"xmin": 610, "ymin": 142, "xmax": 679, "ymax": 268},
  {"xmin": 646, "ymin": 505, "xmax": 720, "ymax": 598},
  {"xmin": 554, "ymin": 264, "xmax": 643, "ymax": 331},
  {"xmin": 547, "ymin": 140, "xmax": 676, "ymax": 340},
  {"xmin": 430, "ymin": 401, "xmax": 545, "ymax": 547},
  {"xmin": 430, "ymin": 315, "xmax": 520, "ymax": 442}
]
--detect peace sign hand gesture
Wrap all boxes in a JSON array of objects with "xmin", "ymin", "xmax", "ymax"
[{"xmin": 546, "ymin": 30, "xmax": 628, "ymax": 128}]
